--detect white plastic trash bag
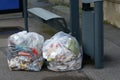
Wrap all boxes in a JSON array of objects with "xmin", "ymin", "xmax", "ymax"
[
  {"xmin": 7, "ymin": 31, "xmax": 44, "ymax": 71},
  {"xmin": 43, "ymin": 31, "xmax": 82, "ymax": 71}
]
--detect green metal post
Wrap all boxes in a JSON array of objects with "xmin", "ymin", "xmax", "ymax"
[
  {"xmin": 70, "ymin": 0, "xmax": 81, "ymax": 45},
  {"xmin": 23, "ymin": 0, "xmax": 28, "ymax": 32},
  {"xmin": 94, "ymin": 1, "xmax": 104, "ymax": 69}
]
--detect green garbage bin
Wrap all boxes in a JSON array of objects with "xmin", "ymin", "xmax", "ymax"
[{"xmin": 82, "ymin": 0, "xmax": 104, "ymax": 69}]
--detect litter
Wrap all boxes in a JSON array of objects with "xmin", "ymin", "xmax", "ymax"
[
  {"xmin": 42, "ymin": 31, "xmax": 82, "ymax": 71},
  {"xmin": 7, "ymin": 31, "xmax": 44, "ymax": 71}
]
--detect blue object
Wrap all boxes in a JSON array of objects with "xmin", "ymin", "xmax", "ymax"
[{"xmin": 0, "ymin": 0, "xmax": 19, "ymax": 10}]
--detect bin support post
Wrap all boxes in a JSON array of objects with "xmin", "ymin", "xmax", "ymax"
[
  {"xmin": 23, "ymin": 0, "xmax": 28, "ymax": 32},
  {"xmin": 70, "ymin": 0, "xmax": 81, "ymax": 44},
  {"xmin": 94, "ymin": 1, "xmax": 104, "ymax": 69}
]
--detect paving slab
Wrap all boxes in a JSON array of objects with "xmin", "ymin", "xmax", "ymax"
[
  {"xmin": 0, "ymin": 47, "xmax": 91, "ymax": 80},
  {"xmin": 0, "ymin": 1, "xmax": 120, "ymax": 80},
  {"xmin": 82, "ymin": 24, "xmax": 120, "ymax": 80},
  {"xmin": 0, "ymin": 13, "xmax": 91, "ymax": 80}
]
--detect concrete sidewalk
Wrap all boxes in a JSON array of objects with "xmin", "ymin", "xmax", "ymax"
[
  {"xmin": 0, "ymin": 1, "xmax": 120, "ymax": 79},
  {"xmin": 51, "ymin": 5, "xmax": 120, "ymax": 80},
  {"xmin": 0, "ymin": 14, "xmax": 91, "ymax": 80},
  {"xmin": 0, "ymin": 13, "xmax": 120, "ymax": 80},
  {"xmin": 82, "ymin": 24, "xmax": 120, "ymax": 80}
]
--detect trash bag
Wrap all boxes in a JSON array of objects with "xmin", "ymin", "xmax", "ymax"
[
  {"xmin": 42, "ymin": 31, "xmax": 82, "ymax": 71},
  {"xmin": 7, "ymin": 31, "xmax": 44, "ymax": 71}
]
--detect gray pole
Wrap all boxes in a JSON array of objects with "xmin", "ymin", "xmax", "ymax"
[
  {"xmin": 94, "ymin": 1, "xmax": 104, "ymax": 69},
  {"xmin": 70, "ymin": 0, "xmax": 81, "ymax": 45},
  {"xmin": 23, "ymin": 0, "xmax": 28, "ymax": 32}
]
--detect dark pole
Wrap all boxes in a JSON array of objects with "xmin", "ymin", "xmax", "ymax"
[
  {"xmin": 94, "ymin": 1, "xmax": 104, "ymax": 69},
  {"xmin": 70, "ymin": 0, "xmax": 81, "ymax": 45},
  {"xmin": 23, "ymin": 0, "xmax": 28, "ymax": 32}
]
